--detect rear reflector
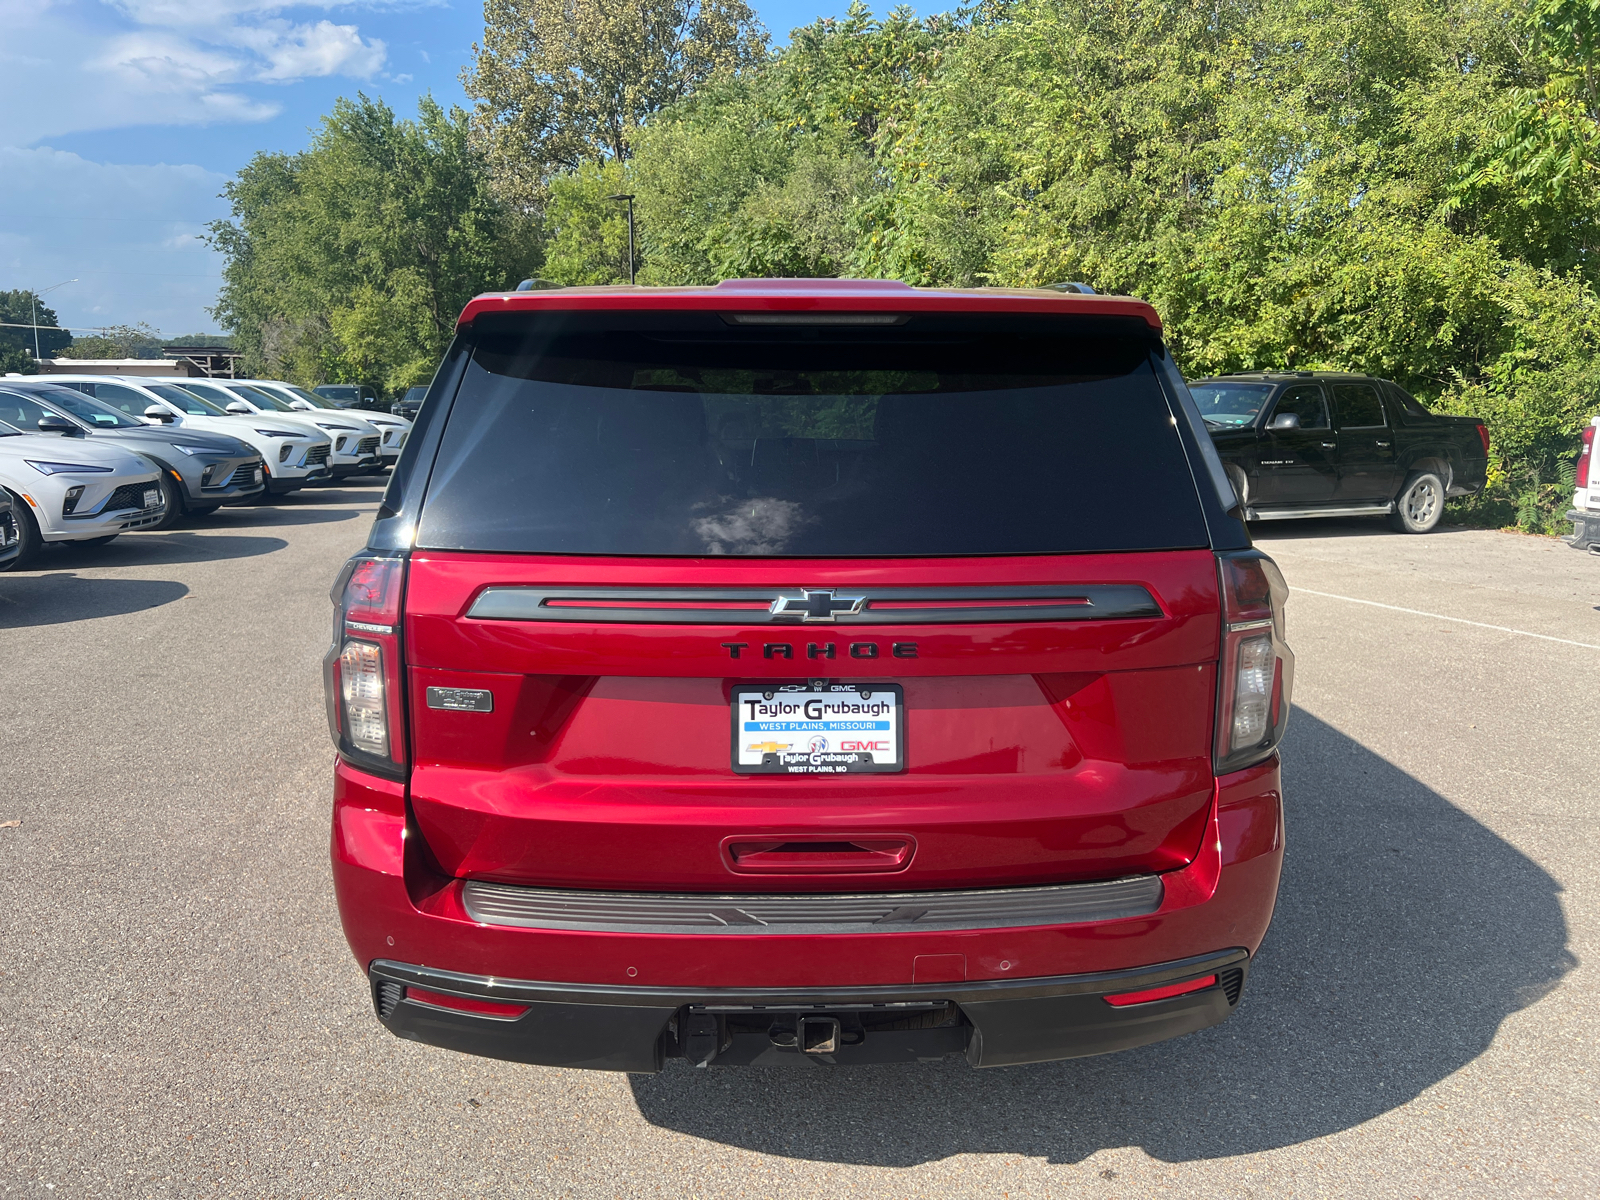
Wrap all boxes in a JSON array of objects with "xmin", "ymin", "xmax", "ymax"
[
  {"xmin": 1104, "ymin": 974, "xmax": 1216, "ymax": 1007},
  {"xmin": 404, "ymin": 987, "xmax": 529, "ymax": 1020}
]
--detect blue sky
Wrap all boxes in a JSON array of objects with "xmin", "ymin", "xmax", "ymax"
[{"xmin": 0, "ymin": 0, "xmax": 894, "ymax": 339}]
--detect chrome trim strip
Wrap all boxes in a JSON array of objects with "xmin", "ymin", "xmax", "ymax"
[
  {"xmin": 466, "ymin": 585, "xmax": 1163, "ymax": 626},
  {"xmin": 462, "ymin": 875, "xmax": 1164, "ymax": 935},
  {"xmin": 1244, "ymin": 503, "xmax": 1393, "ymax": 520},
  {"xmin": 1226, "ymin": 618, "xmax": 1274, "ymax": 633}
]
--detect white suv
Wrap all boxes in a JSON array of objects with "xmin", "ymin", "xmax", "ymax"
[
  {"xmin": 0, "ymin": 420, "xmax": 166, "ymax": 568},
  {"xmin": 243, "ymin": 380, "xmax": 411, "ymax": 466},
  {"xmin": 44, "ymin": 376, "xmax": 332, "ymax": 497},
  {"xmin": 165, "ymin": 379, "xmax": 385, "ymax": 478},
  {"xmin": 1569, "ymin": 415, "xmax": 1600, "ymax": 553}
]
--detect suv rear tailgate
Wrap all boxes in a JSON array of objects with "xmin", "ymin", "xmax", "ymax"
[{"xmin": 404, "ymin": 550, "xmax": 1220, "ymax": 892}]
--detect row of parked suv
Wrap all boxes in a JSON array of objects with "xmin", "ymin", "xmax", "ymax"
[{"xmin": 0, "ymin": 374, "xmax": 412, "ymax": 571}]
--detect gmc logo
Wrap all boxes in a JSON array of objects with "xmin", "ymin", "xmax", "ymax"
[
  {"xmin": 720, "ymin": 641, "xmax": 918, "ymax": 660},
  {"xmin": 841, "ymin": 740, "xmax": 890, "ymax": 751}
]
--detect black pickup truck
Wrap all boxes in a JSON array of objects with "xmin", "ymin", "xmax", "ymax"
[{"xmin": 1191, "ymin": 371, "xmax": 1490, "ymax": 533}]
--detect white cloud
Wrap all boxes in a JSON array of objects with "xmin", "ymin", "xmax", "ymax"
[
  {"xmin": 237, "ymin": 19, "xmax": 387, "ymax": 83},
  {"xmin": 0, "ymin": 146, "xmax": 231, "ymax": 335},
  {"xmin": 0, "ymin": 0, "xmax": 388, "ymax": 138}
]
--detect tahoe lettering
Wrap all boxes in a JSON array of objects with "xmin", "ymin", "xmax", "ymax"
[{"xmin": 730, "ymin": 640, "xmax": 918, "ymax": 659}]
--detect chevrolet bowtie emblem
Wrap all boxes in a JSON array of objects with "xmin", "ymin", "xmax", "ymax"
[{"xmin": 770, "ymin": 589, "xmax": 868, "ymax": 623}]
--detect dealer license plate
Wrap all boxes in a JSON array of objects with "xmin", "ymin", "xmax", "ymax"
[
  {"xmin": 143, "ymin": 488, "xmax": 160, "ymax": 509},
  {"xmin": 731, "ymin": 683, "xmax": 904, "ymax": 774}
]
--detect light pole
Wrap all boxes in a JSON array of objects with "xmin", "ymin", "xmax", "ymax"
[
  {"xmin": 606, "ymin": 194, "xmax": 636, "ymax": 284},
  {"xmin": 32, "ymin": 279, "xmax": 77, "ymax": 361}
]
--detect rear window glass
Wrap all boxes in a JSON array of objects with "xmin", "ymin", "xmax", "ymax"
[
  {"xmin": 1383, "ymin": 381, "xmax": 1432, "ymax": 419},
  {"xmin": 417, "ymin": 312, "xmax": 1209, "ymax": 557}
]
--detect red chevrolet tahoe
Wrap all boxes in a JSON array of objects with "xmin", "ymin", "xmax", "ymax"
[{"xmin": 325, "ymin": 279, "xmax": 1293, "ymax": 1071}]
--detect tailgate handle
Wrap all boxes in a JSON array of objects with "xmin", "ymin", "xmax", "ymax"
[{"xmin": 723, "ymin": 837, "xmax": 914, "ymax": 874}]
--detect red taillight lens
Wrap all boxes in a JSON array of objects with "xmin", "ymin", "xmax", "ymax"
[
  {"xmin": 1105, "ymin": 975, "xmax": 1216, "ymax": 1007},
  {"xmin": 1215, "ymin": 551, "xmax": 1294, "ymax": 772},
  {"xmin": 1476, "ymin": 423, "xmax": 1491, "ymax": 456},
  {"xmin": 1220, "ymin": 555, "xmax": 1273, "ymax": 623},
  {"xmin": 324, "ymin": 554, "xmax": 407, "ymax": 776},
  {"xmin": 345, "ymin": 557, "xmax": 403, "ymax": 625},
  {"xmin": 404, "ymin": 987, "xmax": 528, "ymax": 1020},
  {"xmin": 1578, "ymin": 426, "xmax": 1595, "ymax": 489}
]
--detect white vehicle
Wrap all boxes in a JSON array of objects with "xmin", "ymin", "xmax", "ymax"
[
  {"xmin": 163, "ymin": 378, "xmax": 385, "ymax": 478},
  {"xmin": 241, "ymin": 379, "xmax": 411, "ymax": 465},
  {"xmin": 42, "ymin": 376, "xmax": 332, "ymax": 498},
  {"xmin": 0, "ymin": 419, "xmax": 166, "ymax": 569},
  {"xmin": 1568, "ymin": 414, "xmax": 1600, "ymax": 553}
]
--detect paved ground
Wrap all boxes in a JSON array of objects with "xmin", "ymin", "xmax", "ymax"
[{"xmin": 1, "ymin": 498, "xmax": 1596, "ymax": 1198}]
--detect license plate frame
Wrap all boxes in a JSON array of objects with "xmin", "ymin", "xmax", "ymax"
[{"xmin": 730, "ymin": 682, "xmax": 905, "ymax": 775}]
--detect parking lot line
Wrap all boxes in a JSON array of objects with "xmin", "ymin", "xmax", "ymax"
[{"xmin": 1296, "ymin": 587, "xmax": 1600, "ymax": 651}]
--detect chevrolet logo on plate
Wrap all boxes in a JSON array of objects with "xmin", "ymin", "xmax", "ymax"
[{"xmin": 769, "ymin": 590, "xmax": 868, "ymax": 623}]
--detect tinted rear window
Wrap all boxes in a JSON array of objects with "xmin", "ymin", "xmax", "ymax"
[{"xmin": 417, "ymin": 312, "xmax": 1208, "ymax": 556}]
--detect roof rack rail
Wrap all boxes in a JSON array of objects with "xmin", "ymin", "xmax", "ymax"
[
  {"xmin": 1045, "ymin": 281, "xmax": 1097, "ymax": 294},
  {"xmin": 514, "ymin": 279, "xmax": 564, "ymax": 292}
]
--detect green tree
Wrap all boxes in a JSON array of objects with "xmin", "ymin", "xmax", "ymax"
[
  {"xmin": 622, "ymin": 4, "xmax": 956, "ymax": 283},
  {"xmin": 1454, "ymin": 0, "xmax": 1600, "ymax": 273},
  {"xmin": 64, "ymin": 322, "xmax": 164, "ymax": 359},
  {"xmin": 209, "ymin": 94, "xmax": 540, "ymax": 391},
  {"xmin": 0, "ymin": 289, "xmax": 71, "ymax": 372},
  {"xmin": 465, "ymin": 0, "xmax": 768, "ymax": 207},
  {"xmin": 542, "ymin": 161, "xmax": 636, "ymax": 284}
]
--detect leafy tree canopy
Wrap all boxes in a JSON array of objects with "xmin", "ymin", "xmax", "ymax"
[
  {"xmin": 208, "ymin": 94, "xmax": 540, "ymax": 392},
  {"xmin": 0, "ymin": 289, "xmax": 71, "ymax": 371},
  {"xmin": 465, "ymin": 0, "xmax": 769, "ymax": 207},
  {"xmin": 64, "ymin": 323, "xmax": 165, "ymax": 359}
]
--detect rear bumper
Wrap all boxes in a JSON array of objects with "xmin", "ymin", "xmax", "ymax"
[
  {"xmin": 368, "ymin": 948, "xmax": 1249, "ymax": 1071},
  {"xmin": 332, "ymin": 757, "xmax": 1284, "ymax": 1071},
  {"xmin": 1566, "ymin": 509, "xmax": 1600, "ymax": 552}
]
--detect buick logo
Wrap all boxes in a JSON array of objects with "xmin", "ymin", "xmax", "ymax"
[{"xmin": 769, "ymin": 589, "xmax": 867, "ymax": 623}]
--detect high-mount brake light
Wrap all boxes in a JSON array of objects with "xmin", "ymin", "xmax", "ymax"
[
  {"xmin": 1214, "ymin": 550, "xmax": 1294, "ymax": 774},
  {"xmin": 1578, "ymin": 426, "xmax": 1595, "ymax": 491},
  {"xmin": 323, "ymin": 554, "xmax": 407, "ymax": 777}
]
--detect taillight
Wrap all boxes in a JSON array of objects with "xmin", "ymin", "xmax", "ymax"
[
  {"xmin": 323, "ymin": 553, "xmax": 407, "ymax": 777},
  {"xmin": 1215, "ymin": 550, "xmax": 1294, "ymax": 774},
  {"xmin": 1578, "ymin": 426, "xmax": 1595, "ymax": 489},
  {"xmin": 1476, "ymin": 423, "xmax": 1491, "ymax": 457}
]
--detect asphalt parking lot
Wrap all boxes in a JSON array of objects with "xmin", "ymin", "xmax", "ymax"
[{"xmin": 2, "ymin": 495, "xmax": 1597, "ymax": 1198}]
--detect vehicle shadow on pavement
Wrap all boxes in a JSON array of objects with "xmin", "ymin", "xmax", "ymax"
[
  {"xmin": 0, "ymin": 572, "xmax": 189, "ymax": 627},
  {"xmin": 199, "ymin": 508, "xmax": 364, "ymax": 529},
  {"xmin": 19, "ymin": 532, "xmax": 289, "ymax": 568},
  {"xmin": 628, "ymin": 708, "xmax": 1575, "ymax": 1165},
  {"xmin": 1249, "ymin": 517, "xmax": 1480, "ymax": 541}
]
